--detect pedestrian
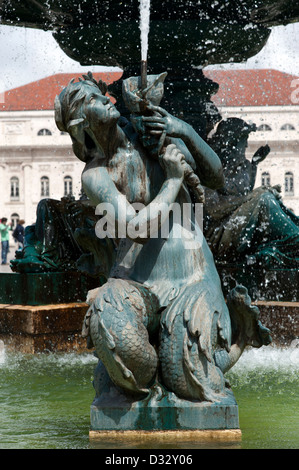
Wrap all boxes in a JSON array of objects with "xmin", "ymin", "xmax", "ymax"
[
  {"xmin": 12, "ymin": 219, "xmax": 25, "ymax": 250},
  {"xmin": 0, "ymin": 218, "xmax": 11, "ymax": 265}
]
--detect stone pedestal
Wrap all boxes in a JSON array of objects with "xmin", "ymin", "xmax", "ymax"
[{"xmin": 89, "ymin": 386, "xmax": 240, "ymax": 439}]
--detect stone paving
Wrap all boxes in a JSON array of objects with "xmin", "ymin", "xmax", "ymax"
[{"xmin": 0, "ymin": 240, "xmax": 17, "ymax": 274}]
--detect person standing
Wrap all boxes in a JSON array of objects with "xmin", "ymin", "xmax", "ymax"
[
  {"xmin": 0, "ymin": 218, "xmax": 11, "ymax": 265},
  {"xmin": 12, "ymin": 219, "xmax": 25, "ymax": 250}
]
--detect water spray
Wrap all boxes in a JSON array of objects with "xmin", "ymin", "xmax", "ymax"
[
  {"xmin": 141, "ymin": 59, "xmax": 147, "ymax": 93},
  {"xmin": 139, "ymin": 0, "xmax": 150, "ymax": 92},
  {"xmin": 137, "ymin": 0, "xmax": 204, "ymax": 202}
]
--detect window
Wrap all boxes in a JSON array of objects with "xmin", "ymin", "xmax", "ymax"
[
  {"xmin": 11, "ymin": 213, "xmax": 19, "ymax": 230},
  {"xmin": 281, "ymin": 124, "xmax": 295, "ymax": 131},
  {"xmin": 257, "ymin": 124, "xmax": 272, "ymax": 131},
  {"xmin": 41, "ymin": 176, "xmax": 49, "ymax": 197},
  {"xmin": 285, "ymin": 172, "xmax": 294, "ymax": 195},
  {"xmin": 60, "ymin": 131, "xmax": 68, "ymax": 135},
  {"xmin": 37, "ymin": 128, "xmax": 52, "ymax": 136},
  {"xmin": 64, "ymin": 176, "xmax": 73, "ymax": 197},
  {"xmin": 261, "ymin": 172, "xmax": 271, "ymax": 187},
  {"xmin": 10, "ymin": 177, "xmax": 19, "ymax": 200}
]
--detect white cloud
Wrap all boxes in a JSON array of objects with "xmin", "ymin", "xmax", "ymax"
[{"xmin": 0, "ymin": 25, "xmax": 121, "ymax": 91}]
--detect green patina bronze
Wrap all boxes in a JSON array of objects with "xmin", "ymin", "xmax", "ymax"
[
  {"xmin": 0, "ymin": 271, "xmax": 99, "ymax": 306},
  {"xmin": 51, "ymin": 72, "xmax": 271, "ymax": 430},
  {"xmin": 10, "ymin": 195, "xmax": 115, "ymax": 278},
  {"xmin": 2, "ymin": 1, "xmax": 299, "ymax": 70},
  {"xmin": 205, "ymin": 118, "xmax": 299, "ymax": 269}
]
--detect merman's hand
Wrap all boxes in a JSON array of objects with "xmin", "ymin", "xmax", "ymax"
[
  {"xmin": 160, "ymin": 144, "xmax": 185, "ymax": 179},
  {"xmin": 142, "ymin": 104, "xmax": 187, "ymax": 138}
]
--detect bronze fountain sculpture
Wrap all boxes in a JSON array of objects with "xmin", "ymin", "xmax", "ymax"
[
  {"xmin": 52, "ymin": 72, "xmax": 271, "ymax": 431},
  {"xmin": 3, "ymin": 0, "xmax": 299, "ymax": 435}
]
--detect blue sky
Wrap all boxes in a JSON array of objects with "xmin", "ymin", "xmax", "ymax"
[{"xmin": 0, "ymin": 22, "xmax": 299, "ymax": 92}]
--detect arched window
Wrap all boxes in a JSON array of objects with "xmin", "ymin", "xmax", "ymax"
[
  {"xmin": 257, "ymin": 124, "xmax": 272, "ymax": 131},
  {"xmin": 285, "ymin": 172, "xmax": 294, "ymax": 195},
  {"xmin": 37, "ymin": 128, "xmax": 52, "ymax": 136},
  {"xmin": 281, "ymin": 123, "xmax": 295, "ymax": 131},
  {"xmin": 261, "ymin": 172, "xmax": 271, "ymax": 187},
  {"xmin": 11, "ymin": 213, "xmax": 19, "ymax": 230},
  {"xmin": 10, "ymin": 176, "xmax": 19, "ymax": 200},
  {"xmin": 41, "ymin": 176, "xmax": 50, "ymax": 197},
  {"xmin": 64, "ymin": 176, "xmax": 73, "ymax": 197}
]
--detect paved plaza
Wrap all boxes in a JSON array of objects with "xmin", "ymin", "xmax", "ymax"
[{"xmin": 0, "ymin": 241, "xmax": 17, "ymax": 273}]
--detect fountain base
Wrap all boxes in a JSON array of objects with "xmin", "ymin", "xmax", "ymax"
[{"xmin": 89, "ymin": 387, "xmax": 240, "ymax": 435}]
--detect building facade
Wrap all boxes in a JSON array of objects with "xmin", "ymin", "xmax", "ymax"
[
  {"xmin": 220, "ymin": 105, "xmax": 299, "ymax": 213},
  {"xmin": 0, "ymin": 108, "xmax": 85, "ymax": 226},
  {"xmin": 205, "ymin": 69, "xmax": 299, "ymax": 214},
  {"xmin": 0, "ymin": 72, "xmax": 121, "ymax": 227}
]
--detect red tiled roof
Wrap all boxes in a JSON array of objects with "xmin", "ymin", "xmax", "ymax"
[
  {"xmin": 204, "ymin": 69, "xmax": 299, "ymax": 107},
  {"xmin": 0, "ymin": 71, "xmax": 123, "ymax": 111},
  {"xmin": 1, "ymin": 69, "xmax": 299, "ymax": 111}
]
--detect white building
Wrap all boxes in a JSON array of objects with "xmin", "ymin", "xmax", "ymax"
[
  {"xmin": 0, "ymin": 68, "xmax": 299, "ymax": 232},
  {"xmin": 205, "ymin": 69, "xmax": 299, "ymax": 214},
  {"xmin": 0, "ymin": 108, "xmax": 84, "ymax": 227},
  {"xmin": 0, "ymin": 71, "xmax": 121, "ymax": 227}
]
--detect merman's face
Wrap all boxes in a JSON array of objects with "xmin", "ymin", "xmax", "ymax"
[{"xmin": 83, "ymin": 88, "xmax": 120, "ymax": 129}]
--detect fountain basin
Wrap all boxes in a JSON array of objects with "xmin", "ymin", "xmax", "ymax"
[
  {"xmin": 0, "ymin": 302, "xmax": 89, "ymax": 353},
  {"xmin": 0, "ymin": 346, "xmax": 298, "ymax": 449},
  {"xmin": 0, "ymin": 298, "xmax": 297, "ymax": 352}
]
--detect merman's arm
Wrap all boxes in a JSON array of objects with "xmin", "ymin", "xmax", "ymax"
[{"xmin": 141, "ymin": 104, "xmax": 225, "ymax": 190}]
